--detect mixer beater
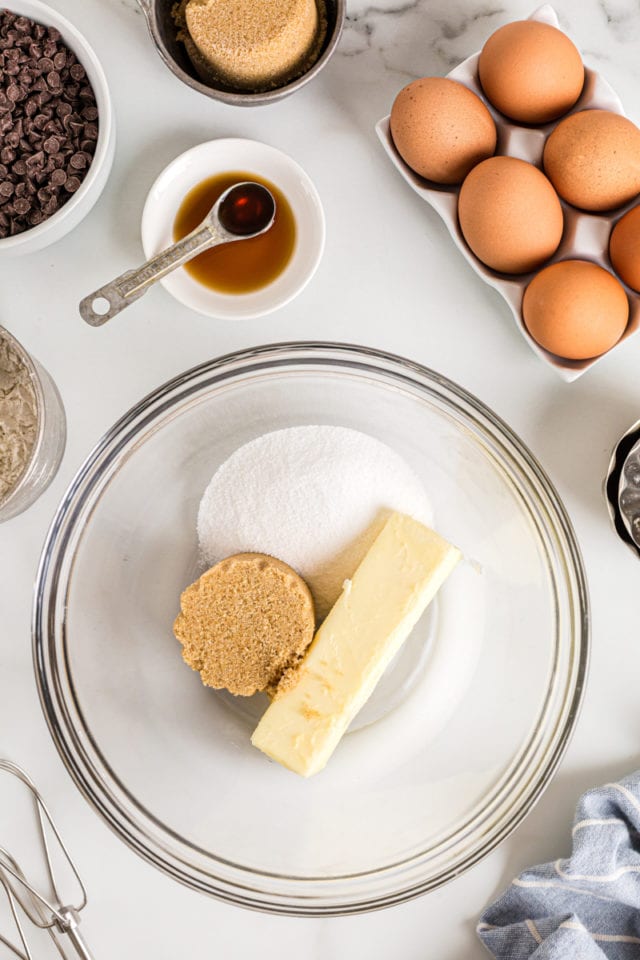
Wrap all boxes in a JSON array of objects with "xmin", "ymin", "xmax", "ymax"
[{"xmin": 0, "ymin": 760, "xmax": 94, "ymax": 959}]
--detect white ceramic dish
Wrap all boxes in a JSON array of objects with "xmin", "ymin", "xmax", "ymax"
[
  {"xmin": 141, "ymin": 139, "xmax": 325, "ymax": 321},
  {"xmin": 0, "ymin": 0, "xmax": 115, "ymax": 257},
  {"xmin": 376, "ymin": 5, "xmax": 640, "ymax": 382}
]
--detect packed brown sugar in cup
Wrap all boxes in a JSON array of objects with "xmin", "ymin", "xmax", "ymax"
[
  {"xmin": 173, "ymin": 552, "xmax": 315, "ymax": 697},
  {"xmin": 172, "ymin": 0, "xmax": 327, "ymax": 92}
]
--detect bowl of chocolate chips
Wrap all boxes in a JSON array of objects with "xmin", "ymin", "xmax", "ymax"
[{"xmin": 0, "ymin": 0, "xmax": 114, "ymax": 255}]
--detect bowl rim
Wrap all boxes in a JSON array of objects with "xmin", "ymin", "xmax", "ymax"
[
  {"xmin": 32, "ymin": 341, "xmax": 590, "ymax": 915},
  {"xmin": 0, "ymin": 0, "xmax": 114, "ymax": 253},
  {"xmin": 140, "ymin": 138, "xmax": 326, "ymax": 320}
]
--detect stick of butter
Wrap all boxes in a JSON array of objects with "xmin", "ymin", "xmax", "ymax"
[{"xmin": 251, "ymin": 511, "xmax": 461, "ymax": 777}]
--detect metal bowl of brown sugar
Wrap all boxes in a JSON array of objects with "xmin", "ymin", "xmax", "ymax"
[{"xmin": 137, "ymin": 0, "xmax": 345, "ymax": 106}]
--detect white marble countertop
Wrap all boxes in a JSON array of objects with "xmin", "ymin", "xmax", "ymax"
[{"xmin": 2, "ymin": 0, "xmax": 640, "ymax": 956}]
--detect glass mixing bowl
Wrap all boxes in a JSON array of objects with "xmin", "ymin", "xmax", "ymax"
[{"xmin": 33, "ymin": 343, "xmax": 588, "ymax": 915}]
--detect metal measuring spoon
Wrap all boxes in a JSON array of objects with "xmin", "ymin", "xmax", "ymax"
[{"xmin": 80, "ymin": 181, "xmax": 276, "ymax": 326}]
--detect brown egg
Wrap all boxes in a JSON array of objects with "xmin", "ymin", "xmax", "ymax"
[
  {"xmin": 610, "ymin": 205, "xmax": 640, "ymax": 292},
  {"xmin": 523, "ymin": 260, "xmax": 628, "ymax": 359},
  {"xmin": 478, "ymin": 20, "xmax": 584, "ymax": 124},
  {"xmin": 390, "ymin": 77, "xmax": 497, "ymax": 184},
  {"xmin": 544, "ymin": 110, "xmax": 640, "ymax": 211},
  {"xmin": 457, "ymin": 157, "xmax": 563, "ymax": 274}
]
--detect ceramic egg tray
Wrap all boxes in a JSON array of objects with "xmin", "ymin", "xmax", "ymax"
[{"xmin": 376, "ymin": 4, "xmax": 640, "ymax": 382}]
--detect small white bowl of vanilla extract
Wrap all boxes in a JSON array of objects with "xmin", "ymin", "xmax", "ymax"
[{"xmin": 141, "ymin": 138, "xmax": 325, "ymax": 321}]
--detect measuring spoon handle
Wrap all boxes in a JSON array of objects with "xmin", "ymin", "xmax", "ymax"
[{"xmin": 79, "ymin": 221, "xmax": 229, "ymax": 326}]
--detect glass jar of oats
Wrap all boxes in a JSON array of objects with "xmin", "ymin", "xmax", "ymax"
[{"xmin": 0, "ymin": 327, "xmax": 66, "ymax": 522}]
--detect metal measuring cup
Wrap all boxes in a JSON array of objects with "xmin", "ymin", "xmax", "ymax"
[
  {"xmin": 605, "ymin": 419, "xmax": 640, "ymax": 559},
  {"xmin": 136, "ymin": 0, "xmax": 346, "ymax": 106}
]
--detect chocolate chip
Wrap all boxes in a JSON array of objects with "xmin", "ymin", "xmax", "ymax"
[
  {"xmin": 13, "ymin": 197, "xmax": 30, "ymax": 215},
  {"xmin": 65, "ymin": 175, "xmax": 80, "ymax": 193},
  {"xmin": 26, "ymin": 150, "xmax": 44, "ymax": 168},
  {"xmin": 43, "ymin": 135, "xmax": 60, "ymax": 154},
  {"xmin": 69, "ymin": 62, "xmax": 85, "ymax": 81},
  {"xmin": 0, "ymin": 181, "xmax": 14, "ymax": 197},
  {"xmin": 69, "ymin": 151, "xmax": 86, "ymax": 170}
]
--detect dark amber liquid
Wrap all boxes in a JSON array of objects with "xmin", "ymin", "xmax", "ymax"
[{"xmin": 173, "ymin": 172, "xmax": 296, "ymax": 295}]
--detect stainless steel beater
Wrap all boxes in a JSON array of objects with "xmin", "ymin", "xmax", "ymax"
[{"xmin": 0, "ymin": 760, "xmax": 94, "ymax": 959}]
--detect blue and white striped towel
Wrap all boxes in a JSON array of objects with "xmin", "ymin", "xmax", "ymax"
[{"xmin": 478, "ymin": 772, "xmax": 640, "ymax": 958}]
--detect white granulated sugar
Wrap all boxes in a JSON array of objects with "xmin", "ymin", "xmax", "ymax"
[{"xmin": 197, "ymin": 425, "xmax": 433, "ymax": 619}]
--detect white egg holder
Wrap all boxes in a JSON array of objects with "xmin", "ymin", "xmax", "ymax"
[{"xmin": 375, "ymin": 4, "xmax": 640, "ymax": 382}]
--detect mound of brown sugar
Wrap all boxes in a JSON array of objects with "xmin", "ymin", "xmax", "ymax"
[
  {"xmin": 174, "ymin": 552, "xmax": 315, "ymax": 697},
  {"xmin": 173, "ymin": 0, "xmax": 327, "ymax": 93}
]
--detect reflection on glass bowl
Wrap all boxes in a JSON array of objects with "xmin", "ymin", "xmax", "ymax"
[{"xmin": 33, "ymin": 342, "xmax": 589, "ymax": 916}]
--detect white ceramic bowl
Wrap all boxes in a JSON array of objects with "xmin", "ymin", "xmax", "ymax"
[
  {"xmin": 141, "ymin": 139, "xmax": 325, "ymax": 321},
  {"xmin": 0, "ymin": 0, "xmax": 115, "ymax": 257}
]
